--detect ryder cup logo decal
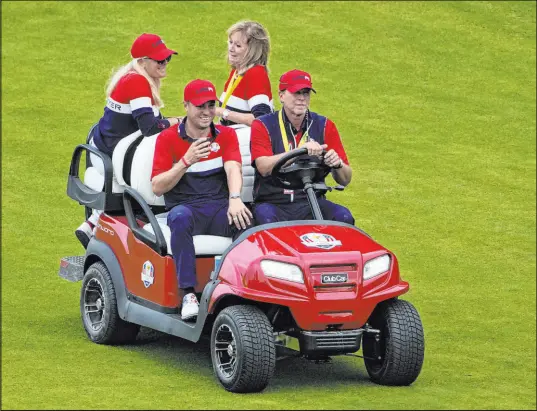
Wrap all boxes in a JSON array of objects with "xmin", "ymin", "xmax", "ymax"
[
  {"xmin": 210, "ymin": 142, "xmax": 220, "ymax": 152},
  {"xmin": 141, "ymin": 261, "xmax": 155, "ymax": 288},
  {"xmin": 300, "ymin": 233, "xmax": 342, "ymax": 250}
]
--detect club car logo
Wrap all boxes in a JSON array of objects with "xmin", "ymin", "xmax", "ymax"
[
  {"xmin": 300, "ymin": 233, "xmax": 342, "ymax": 250},
  {"xmin": 321, "ymin": 273, "xmax": 348, "ymax": 284},
  {"xmin": 141, "ymin": 261, "xmax": 154, "ymax": 288}
]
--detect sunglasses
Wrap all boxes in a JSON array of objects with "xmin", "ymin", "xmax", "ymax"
[{"xmin": 144, "ymin": 55, "xmax": 172, "ymax": 65}]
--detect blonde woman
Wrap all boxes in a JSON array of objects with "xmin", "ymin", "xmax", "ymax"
[
  {"xmin": 92, "ymin": 33, "xmax": 180, "ymax": 155},
  {"xmin": 215, "ymin": 21, "xmax": 273, "ymax": 126},
  {"xmin": 76, "ymin": 33, "xmax": 180, "ymax": 248}
]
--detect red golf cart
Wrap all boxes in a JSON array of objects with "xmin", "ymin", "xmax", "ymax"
[{"xmin": 59, "ymin": 125, "xmax": 424, "ymax": 393}]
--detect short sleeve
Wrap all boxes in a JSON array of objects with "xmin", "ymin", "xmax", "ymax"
[
  {"xmin": 221, "ymin": 128, "xmax": 242, "ymax": 163},
  {"xmin": 250, "ymin": 119, "xmax": 273, "ymax": 162},
  {"xmin": 324, "ymin": 119, "xmax": 349, "ymax": 165},
  {"xmin": 151, "ymin": 128, "xmax": 176, "ymax": 179}
]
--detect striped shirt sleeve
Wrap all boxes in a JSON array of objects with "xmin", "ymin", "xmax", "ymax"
[
  {"xmin": 244, "ymin": 66, "xmax": 273, "ymax": 117},
  {"xmin": 122, "ymin": 74, "xmax": 170, "ymax": 135}
]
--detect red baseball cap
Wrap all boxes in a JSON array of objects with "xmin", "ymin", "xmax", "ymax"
[
  {"xmin": 131, "ymin": 33, "xmax": 178, "ymax": 60},
  {"xmin": 279, "ymin": 69, "xmax": 316, "ymax": 93},
  {"xmin": 184, "ymin": 79, "xmax": 218, "ymax": 105}
]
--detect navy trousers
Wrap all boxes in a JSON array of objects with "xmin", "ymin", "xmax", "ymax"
[
  {"xmin": 167, "ymin": 199, "xmax": 236, "ymax": 289},
  {"xmin": 254, "ymin": 198, "xmax": 355, "ymax": 225}
]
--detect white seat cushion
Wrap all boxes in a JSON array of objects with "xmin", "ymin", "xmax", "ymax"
[
  {"xmin": 83, "ymin": 166, "xmax": 124, "ymax": 193},
  {"xmin": 143, "ymin": 213, "xmax": 232, "ymax": 255},
  {"xmin": 129, "ymin": 134, "xmax": 165, "ymax": 206},
  {"xmin": 231, "ymin": 125, "xmax": 255, "ymax": 203},
  {"xmin": 84, "ymin": 130, "xmax": 143, "ymax": 194},
  {"xmin": 112, "ymin": 130, "xmax": 142, "ymax": 186}
]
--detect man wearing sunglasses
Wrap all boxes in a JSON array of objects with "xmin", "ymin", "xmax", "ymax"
[
  {"xmin": 250, "ymin": 69, "xmax": 355, "ymax": 225},
  {"xmin": 151, "ymin": 79, "xmax": 253, "ymax": 321}
]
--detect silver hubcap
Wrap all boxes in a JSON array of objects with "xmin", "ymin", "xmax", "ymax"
[
  {"xmin": 83, "ymin": 278, "xmax": 106, "ymax": 331},
  {"xmin": 214, "ymin": 324, "xmax": 237, "ymax": 378}
]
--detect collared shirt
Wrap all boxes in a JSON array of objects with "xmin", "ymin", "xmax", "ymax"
[{"xmin": 151, "ymin": 119, "xmax": 241, "ymax": 209}]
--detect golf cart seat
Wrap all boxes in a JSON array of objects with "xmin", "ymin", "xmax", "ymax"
[
  {"xmin": 67, "ymin": 125, "xmax": 152, "ymax": 214},
  {"xmin": 83, "ymin": 129, "xmax": 144, "ymax": 195},
  {"xmin": 132, "ymin": 125, "xmax": 254, "ymax": 256}
]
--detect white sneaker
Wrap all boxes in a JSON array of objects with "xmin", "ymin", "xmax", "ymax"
[
  {"xmin": 75, "ymin": 221, "xmax": 93, "ymax": 249},
  {"xmin": 181, "ymin": 293, "xmax": 199, "ymax": 321}
]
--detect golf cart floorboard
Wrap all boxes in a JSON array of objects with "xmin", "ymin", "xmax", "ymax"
[{"xmin": 59, "ymin": 255, "xmax": 85, "ymax": 282}]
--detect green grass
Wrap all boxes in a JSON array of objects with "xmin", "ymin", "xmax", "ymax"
[{"xmin": 2, "ymin": 1, "xmax": 535, "ymax": 409}]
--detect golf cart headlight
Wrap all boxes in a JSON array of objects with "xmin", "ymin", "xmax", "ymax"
[
  {"xmin": 260, "ymin": 260, "xmax": 304, "ymax": 283},
  {"xmin": 363, "ymin": 254, "xmax": 391, "ymax": 280}
]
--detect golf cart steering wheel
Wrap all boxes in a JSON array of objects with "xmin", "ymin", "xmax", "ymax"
[{"xmin": 271, "ymin": 147, "xmax": 332, "ymax": 190}]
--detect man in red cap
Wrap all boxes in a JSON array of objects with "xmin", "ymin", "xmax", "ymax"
[
  {"xmin": 250, "ymin": 69, "xmax": 355, "ymax": 225},
  {"xmin": 151, "ymin": 79, "xmax": 253, "ymax": 321}
]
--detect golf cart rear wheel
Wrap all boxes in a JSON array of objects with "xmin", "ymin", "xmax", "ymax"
[
  {"xmin": 80, "ymin": 261, "xmax": 139, "ymax": 345},
  {"xmin": 363, "ymin": 298, "xmax": 424, "ymax": 386},
  {"xmin": 211, "ymin": 305, "xmax": 276, "ymax": 393}
]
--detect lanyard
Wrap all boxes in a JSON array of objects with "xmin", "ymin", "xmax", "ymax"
[
  {"xmin": 221, "ymin": 71, "xmax": 243, "ymax": 110},
  {"xmin": 278, "ymin": 109, "xmax": 312, "ymax": 152}
]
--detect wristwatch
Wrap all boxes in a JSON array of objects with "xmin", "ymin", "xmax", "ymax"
[
  {"xmin": 229, "ymin": 192, "xmax": 241, "ymax": 199},
  {"xmin": 222, "ymin": 109, "xmax": 231, "ymax": 120}
]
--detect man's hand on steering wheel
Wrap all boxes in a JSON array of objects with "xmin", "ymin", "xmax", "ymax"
[
  {"xmin": 323, "ymin": 148, "xmax": 343, "ymax": 169},
  {"xmin": 271, "ymin": 146, "xmax": 332, "ymax": 190},
  {"xmin": 303, "ymin": 141, "xmax": 327, "ymax": 157}
]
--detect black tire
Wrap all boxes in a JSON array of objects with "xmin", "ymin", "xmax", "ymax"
[
  {"xmin": 211, "ymin": 305, "xmax": 276, "ymax": 393},
  {"xmin": 362, "ymin": 299, "xmax": 424, "ymax": 386},
  {"xmin": 80, "ymin": 261, "xmax": 140, "ymax": 345}
]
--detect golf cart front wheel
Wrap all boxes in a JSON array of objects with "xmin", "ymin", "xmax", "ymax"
[
  {"xmin": 211, "ymin": 305, "xmax": 276, "ymax": 393},
  {"xmin": 80, "ymin": 261, "xmax": 139, "ymax": 345},
  {"xmin": 362, "ymin": 298, "xmax": 424, "ymax": 386}
]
